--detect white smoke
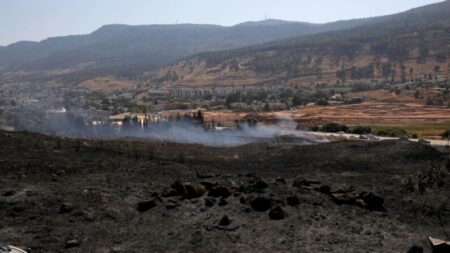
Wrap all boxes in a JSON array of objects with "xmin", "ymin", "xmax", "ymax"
[
  {"xmin": 10, "ymin": 107, "xmax": 326, "ymax": 147},
  {"xmin": 137, "ymin": 122, "xmax": 326, "ymax": 147}
]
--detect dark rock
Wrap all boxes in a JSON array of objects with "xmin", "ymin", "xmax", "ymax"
[
  {"xmin": 407, "ymin": 245, "xmax": 423, "ymax": 253},
  {"xmin": 161, "ymin": 189, "xmax": 178, "ymax": 198},
  {"xmin": 166, "ymin": 202, "xmax": 178, "ymax": 210},
  {"xmin": 318, "ymin": 185, "xmax": 331, "ymax": 194},
  {"xmin": 199, "ymin": 181, "xmax": 216, "ymax": 191},
  {"xmin": 219, "ymin": 215, "xmax": 231, "ymax": 226},
  {"xmin": 11, "ymin": 205, "xmax": 26, "ymax": 213},
  {"xmin": 2, "ymin": 190, "xmax": 15, "ymax": 197},
  {"xmin": 253, "ymin": 179, "xmax": 269, "ymax": 190},
  {"xmin": 82, "ymin": 210, "xmax": 96, "ymax": 222},
  {"xmin": 246, "ymin": 172, "xmax": 257, "ymax": 178},
  {"xmin": 197, "ymin": 172, "xmax": 215, "ymax": 179},
  {"xmin": 204, "ymin": 197, "xmax": 216, "ymax": 207},
  {"xmin": 286, "ymin": 196, "xmax": 300, "ymax": 207},
  {"xmin": 168, "ymin": 181, "xmax": 207, "ymax": 199},
  {"xmin": 360, "ymin": 192, "xmax": 385, "ymax": 211},
  {"xmin": 312, "ymin": 201, "xmax": 323, "ymax": 207},
  {"xmin": 228, "ymin": 180, "xmax": 239, "ymax": 189},
  {"xmin": 218, "ymin": 198, "xmax": 228, "ymax": 206},
  {"xmin": 250, "ymin": 197, "xmax": 272, "ymax": 212},
  {"xmin": 190, "ymin": 198, "xmax": 200, "ymax": 204},
  {"xmin": 170, "ymin": 181, "xmax": 186, "ymax": 196},
  {"xmin": 137, "ymin": 199, "xmax": 157, "ymax": 212},
  {"xmin": 190, "ymin": 230, "xmax": 203, "ymax": 244},
  {"xmin": 355, "ymin": 199, "xmax": 367, "ymax": 208},
  {"xmin": 268, "ymin": 206, "xmax": 286, "ymax": 220},
  {"xmin": 65, "ymin": 239, "xmax": 80, "ymax": 248},
  {"xmin": 275, "ymin": 177, "xmax": 286, "ymax": 184},
  {"xmin": 237, "ymin": 185, "xmax": 246, "ymax": 192},
  {"xmin": 208, "ymin": 186, "xmax": 231, "ymax": 199},
  {"xmin": 59, "ymin": 203, "xmax": 73, "ymax": 214},
  {"xmin": 292, "ymin": 177, "xmax": 320, "ymax": 188},
  {"xmin": 183, "ymin": 182, "xmax": 206, "ymax": 199},
  {"xmin": 239, "ymin": 196, "xmax": 247, "ymax": 204},
  {"xmin": 330, "ymin": 192, "xmax": 358, "ymax": 205}
]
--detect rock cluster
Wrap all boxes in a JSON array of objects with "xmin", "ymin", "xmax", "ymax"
[
  {"xmin": 293, "ymin": 177, "xmax": 385, "ymax": 212},
  {"xmin": 136, "ymin": 176, "xmax": 385, "ymax": 223}
]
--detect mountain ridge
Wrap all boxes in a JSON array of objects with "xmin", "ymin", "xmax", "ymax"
[
  {"xmin": 0, "ymin": 15, "xmax": 399, "ymax": 75},
  {"xmin": 148, "ymin": 0, "xmax": 450, "ymax": 89}
]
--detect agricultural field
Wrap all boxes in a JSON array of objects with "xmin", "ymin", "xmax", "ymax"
[{"xmin": 199, "ymin": 102, "xmax": 450, "ymax": 139}]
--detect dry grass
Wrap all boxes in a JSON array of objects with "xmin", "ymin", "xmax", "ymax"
[
  {"xmin": 200, "ymin": 102, "xmax": 450, "ymax": 138},
  {"xmin": 348, "ymin": 89, "xmax": 448, "ymax": 104}
]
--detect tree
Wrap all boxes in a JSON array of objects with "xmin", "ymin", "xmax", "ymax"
[
  {"xmin": 350, "ymin": 126, "xmax": 372, "ymax": 135},
  {"xmin": 131, "ymin": 116, "xmax": 140, "ymax": 128},
  {"xmin": 122, "ymin": 116, "xmax": 132, "ymax": 130},
  {"xmin": 434, "ymin": 65, "xmax": 441, "ymax": 73},
  {"xmin": 320, "ymin": 123, "xmax": 348, "ymax": 133},
  {"xmin": 193, "ymin": 110, "xmax": 205, "ymax": 125},
  {"xmin": 292, "ymin": 95, "xmax": 303, "ymax": 106}
]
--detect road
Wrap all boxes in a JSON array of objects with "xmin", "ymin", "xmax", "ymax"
[{"xmin": 306, "ymin": 131, "xmax": 450, "ymax": 147}]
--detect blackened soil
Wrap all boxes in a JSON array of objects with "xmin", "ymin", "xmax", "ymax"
[{"xmin": 0, "ymin": 131, "xmax": 449, "ymax": 252}]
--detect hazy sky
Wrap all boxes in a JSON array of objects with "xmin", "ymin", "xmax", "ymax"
[{"xmin": 0, "ymin": 0, "xmax": 444, "ymax": 46}]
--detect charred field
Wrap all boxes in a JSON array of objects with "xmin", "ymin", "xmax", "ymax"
[{"xmin": 0, "ymin": 130, "xmax": 450, "ymax": 253}]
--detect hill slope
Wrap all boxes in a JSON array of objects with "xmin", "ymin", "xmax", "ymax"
[
  {"xmin": 0, "ymin": 20, "xmax": 371, "ymax": 75},
  {"xmin": 150, "ymin": 0, "xmax": 450, "ymax": 89}
]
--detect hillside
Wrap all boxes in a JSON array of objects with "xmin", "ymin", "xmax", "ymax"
[
  {"xmin": 150, "ymin": 0, "xmax": 450, "ymax": 89},
  {"xmin": 0, "ymin": 20, "xmax": 370, "ymax": 75}
]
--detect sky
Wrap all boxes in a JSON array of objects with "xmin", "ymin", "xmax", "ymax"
[{"xmin": 0, "ymin": 0, "xmax": 444, "ymax": 46}]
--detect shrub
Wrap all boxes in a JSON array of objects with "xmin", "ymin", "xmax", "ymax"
[
  {"xmin": 320, "ymin": 123, "xmax": 348, "ymax": 133},
  {"xmin": 349, "ymin": 126, "xmax": 372, "ymax": 135},
  {"xmin": 371, "ymin": 127, "xmax": 407, "ymax": 137}
]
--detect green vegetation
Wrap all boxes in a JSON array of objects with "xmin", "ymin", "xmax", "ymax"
[
  {"xmin": 370, "ymin": 127, "xmax": 407, "ymax": 137},
  {"xmin": 348, "ymin": 126, "xmax": 372, "ymax": 135},
  {"xmin": 320, "ymin": 123, "xmax": 348, "ymax": 133},
  {"xmin": 349, "ymin": 125, "xmax": 407, "ymax": 137},
  {"xmin": 319, "ymin": 124, "xmax": 409, "ymax": 137}
]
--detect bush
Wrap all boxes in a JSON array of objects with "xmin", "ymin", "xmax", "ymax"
[
  {"xmin": 320, "ymin": 123, "xmax": 348, "ymax": 133},
  {"xmin": 316, "ymin": 99, "xmax": 329, "ymax": 106},
  {"xmin": 371, "ymin": 127, "xmax": 407, "ymax": 137},
  {"xmin": 349, "ymin": 126, "xmax": 372, "ymax": 135}
]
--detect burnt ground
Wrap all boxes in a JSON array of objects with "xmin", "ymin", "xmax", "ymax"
[{"xmin": 0, "ymin": 130, "xmax": 449, "ymax": 253}]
